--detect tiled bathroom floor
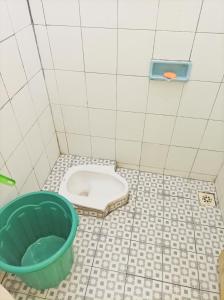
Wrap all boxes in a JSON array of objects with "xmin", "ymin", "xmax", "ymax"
[{"xmin": 1, "ymin": 155, "xmax": 224, "ymax": 300}]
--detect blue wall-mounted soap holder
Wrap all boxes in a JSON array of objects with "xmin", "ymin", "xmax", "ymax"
[{"xmin": 149, "ymin": 60, "xmax": 192, "ymax": 81}]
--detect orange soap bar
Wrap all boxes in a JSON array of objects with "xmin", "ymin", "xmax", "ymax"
[{"xmin": 163, "ymin": 72, "xmax": 176, "ymax": 79}]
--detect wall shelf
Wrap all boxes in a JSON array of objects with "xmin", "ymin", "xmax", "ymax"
[{"xmin": 149, "ymin": 60, "xmax": 192, "ymax": 81}]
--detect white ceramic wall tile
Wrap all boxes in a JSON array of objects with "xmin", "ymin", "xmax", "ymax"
[
  {"xmin": 0, "ymin": 75, "xmax": 9, "ymax": 108},
  {"xmin": 67, "ymin": 133, "xmax": 91, "ymax": 156},
  {"xmin": 148, "ymin": 81, "xmax": 183, "ymax": 115},
  {"xmin": 0, "ymin": 36, "xmax": 26, "ymax": 97},
  {"xmin": 201, "ymin": 121, "xmax": 224, "ymax": 151},
  {"xmin": 192, "ymin": 150, "xmax": 224, "ymax": 175},
  {"xmin": 118, "ymin": 0, "xmax": 158, "ymax": 29},
  {"xmin": 44, "ymin": 70, "xmax": 60, "ymax": 103},
  {"xmin": 154, "ymin": 31, "xmax": 194, "ymax": 60},
  {"xmin": 164, "ymin": 169, "xmax": 189, "ymax": 178},
  {"xmin": 7, "ymin": 0, "xmax": 30, "ymax": 32},
  {"xmin": 48, "ymin": 26, "xmax": 84, "ymax": 71},
  {"xmin": 25, "ymin": 123, "xmax": 44, "ymax": 166},
  {"xmin": 190, "ymin": 172, "xmax": 216, "ymax": 181},
  {"xmin": 57, "ymin": 132, "xmax": 68, "ymax": 154},
  {"xmin": 157, "ymin": 0, "xmax": 202, "ymax": 31},
  {"xmin": 140, "ymin": 142, "xmax": 169, "ymax": 168},
  {"xmin": 117, "ymin": 75, "xmax": 148, "ymax": 113},
  {"xmin": 80, "ymin": 0, "xmax": 117, "ymax": 28},
  {"xmin": 0, "ymin": 0, "xmax": 13, "ymax": 41},
  {"xmin": 198, "ymin": 0, "xmax": 224, "ymax": 33},
  {"xmin": 0, "ymin": 165, "xmax": 18, "ymax": 207},
  {"xmin": 20, "ymin": 171, "xmax": 39, "ymax": 194},
  {"xmin": 211, "ymin": 84, "xmax": 224, "ymax": 121},
  {"xmin": 116, "ymin": 111, "xmax": 145, "ymax": 141},
  {"xmin": 191, "ymin": 33, "xmax": 224, "ymax": 82},
  {"xmin": 144, "ymin": 114, "xmax": 175, "ymax": 145},
  {"xmin": 0, "ymin": 103, "xmax": 22, "ymax": 161},
  {"xmin": 16, "ymin": 26, "xmax": 41, "ymax": 79},
  {"xmin": 29, "ymin": 0, "xmax": 45, "ymax": 24},
  {"xmin": 92, "ymin": 137, "xmax": 115, "ymax": 160},
  {"xmin": 28, "ymin": 72, "xmax": 49, "ymax": 117},
  {"xmin": 89, "ymin": 109, "xmax": 116, "ymax": 138},
  {"xmin": 11, "ymin": 85, "xmax": 36, "ymax": 136},
  {"xmin": 166, "ymin": 146, "xmax": 197, "ymax": 172},
  {"xmin": 38, "ymin": 106, "xmax": 55, "ymax": 146},
  {"xmin": 118, "ymin": 29, "xmax": 154, "ymax": 76},
  {"xmin": 116, "ymin": 140, "xmax": 141, "ymax": 165},
  {"xmin": 6, "ymin": 141, "xmax": 32, "ymax": 190},
  {"xmin": 0, "ymin": 154, "xmax": 4, "ymax": 169},
  {"xmin": 86, "ymin": 73, "xmax": 116, "ymax": 110},
  {"xmin": 82, "ymin": 28, "xmax": 117, "ymax": 74},
  {"xmin": 35, "ymin": 25, "xmax": 54, "ymax": 69},
  {"xmin": 62, "ymin": 106, "xmax": 89, "ymax": 135},
  {"xmin": 172, "ymin": 117, "xmax": 207, "ymax": 148},
  {"xmin": 55, "ymin": 70, "xmax": 87, "ymax": 106},
  {"xmin": 51, "ymin": 104, "xmax": 64, "ymax": 132},
  {"xmin": 43, "ymin": 0, "xmax": 80, "ymax": 26},
  {"xmin": 178, "ymin": 81, "xmax": 219, "ymax": 119},
  {"xmin": 45, "ymin": 134, "xmax": 59, "ymax": 168},
  {"xmin": 34, "ymin": 151, "xmax": 50, "ymax": 187}
]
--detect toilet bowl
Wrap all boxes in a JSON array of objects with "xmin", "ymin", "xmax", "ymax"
[{"xmin": 59, "ymin": 165, "xmax": 129, "ymax": 217}]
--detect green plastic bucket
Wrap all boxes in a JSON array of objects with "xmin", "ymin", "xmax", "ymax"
[{"xmin": 0, "ymin": 191, "xmax": 79, "ymax": 290}]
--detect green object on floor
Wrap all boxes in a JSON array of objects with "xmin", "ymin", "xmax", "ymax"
[
  {"xmin": 0, "ymin": 174, "xmax": 16, "ymax": 186},
  {"xmin": 0, "ymin": 191, "xmax": 79, "ymax": 290}
]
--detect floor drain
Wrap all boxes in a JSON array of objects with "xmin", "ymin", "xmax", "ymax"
[{"xmin": 198, "ymin": 192, "xmax": 216, "ymax": 208}]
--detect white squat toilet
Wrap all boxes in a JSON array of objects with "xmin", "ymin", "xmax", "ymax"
[{"xmin": 59, "ymin": 165, "xmax": 129, "ymax": 217}]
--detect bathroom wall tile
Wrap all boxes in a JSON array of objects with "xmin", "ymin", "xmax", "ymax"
[
  {"xmin": 143, "ymin": 114, "xmax": 175, "ymax": 145},
  {"xmin": 0, "ymin": 75, "xmax": 9, "ymax": 108},
  {"xmin": 0, "ymin": 154, "xmax": 4, "ymax": 169},
  {"xmin": 192, "ymin": 150, "xmax": 224, "ymax": 175},
  {"xmin": 67, "ymin": 134, "xmax": 91, "ymax": 156},
  {"xmin": 51, "ymin": 104, "xmax": 64, "ymax": 132},
  {"xmin": 92, "ymin": 137, "xmax": 115, "ymax": 160},
  {"xmin": 116, "ymin": 111, "xmax": 145, "ymax": 142},
  {"xmin": 62, "ymin": 106, "xmax": 89, "ymax": 135},
  {"xmin": 0, "ymin": 36, "xmax": 26, "ymax": 97},
  {"xmin": 198, "ymin": 0, "xmax": 224, "ymax": 33},
  {"xmin": 38, "ymin": 106, "xmax": 55, "ymax": 146},
  {"xmin": 11, "ymin": 85, "xmax": 36, "ymax": 136},
  {"xmin": 166, "ymin": 146, "xmax": 197, "ymax": 172},
  {"xmin": 154, "ymin": 31, "xmax": 194, "ymax": 60},
  {"xmin": 7, "ymin": 0, "xmax": 30, "ymax": 32},
  {"xmin": 178, "ymin": 81, "xmax": 219, "ymax": 119},
  {"xmin": 48, "ymin": 26, "xmax": 84, "ymax": 71},
  {"xmin": 82, "ymin": 28, "xmax": 117, "ymax": 74},
  {"xmin": 0, "ymin": 165, "xmax": 18, "ymax": 207},
  {"xmin": 80, "ymin": 0, "xmax": 117, "ymax": 28},
  {"xmin": 20, "ymin": 171, "xmax": 39, "ymax": 194},
  {"xmin": 211, "ymin": 84, "xmax": 224, "ymax": 121},
  {"xmin": 118, "ymin": 29, "xmax": 154, "ymax": 76},
  {"xmin": 148, "ymin": 81, "xmax": 183, "ymax": 115},
  {"xmin": 34, "ymin": 151, "xmax": 50, "ymax": 187},
  {"xmin": 25, "ymin": 123, "xmax": 44, "ymax": 166},
  {"xmin": 118, "ymin": 0, "xmax": 158, "ymax": 29},
  {"xmin": 190, "ymin": 172, "xmax": 217, "ymax": 182},
  {"xmin": 45, "ymin": 134, "xmax": 59, "ymax": 168},
  {"xmin": 6, "ymin": 141, "xmax": 32, "ymax": 191},
  {"xmin": 35, "ymin": 25, "xmax": 54, "ymax": 69},
  {"xmin": 28, "ymin": 72, "xmax": 49, "ymax": 118},
  {"xmin": 55, "ymin": 70, "xmax": 87, "ymax": 106},
  {"xmin": 116, "ymin": 140, "xmax": 141, "ymax": 165},
  {"xmin": 0, "ymin": 1, "xmax": 13, "ymax": 41},
  {"xmin": 29, "ymin": 0, "xmax": 45, "ymax": 24},
  {"xmin": 16, "ymin": 26, "xmax": 41, "ymax": 79},
  {"xmin": 201, "ymin": 120, "xmax": 224, "ymax": 151},
  {"xmin": 0, "ymin": 103, "xmax": 22, "ymax": 161},
  {"xmin": 89, "ymin": 109, "xmax": 116, "ymax": 138},
  {"xmin": 191, "ymin": 33, "xmax": 224, "ymax": 82},
  {"xmin": 57, "ymin": 132, "xmax": 68, "ymax": 154},
  {"xmin": 171, "ymin": 117, "xmax": 206, "ymax": 148},
  {"xmin": 86, "ymin": 73, "xmax": 116, "ymax": 110},
  {"xmin": 44, "ymin": 70, "xmax": 60, "ymax": 103},
  {"xmin": 164, "ymin": 169, "xmax": 189, "ymax": 179},
  {"xmin": 140, "ymin": 143, "xmax": 169, "ymax": 169},
  {"xmin": 117, "ymin": 75, "xmax": 148, "ymax": 113},
  {"xmin": 43, "ymin": 0, "xmax": 80, "ymax": 26},
  {"xmin": 157, "ymin": 0, "xmax": 202, "ymax": 32}
]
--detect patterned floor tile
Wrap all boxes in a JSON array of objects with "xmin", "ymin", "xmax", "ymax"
[
  {"xmin": 200, "ymin": 291, "xmax": 220, "ymax": 300},
  {"xmin": 73, "ymin": 231, "xmax": 99, "ymax": 266},
  {"xmin": 197, "ymin": 254, "xmax": 219, "ymax": 293},
  {"xmin": 189, "ymin": 179, "xmax": 216, "ymax": 195},
  {"xmin": 135, "ymin": 193, "xmax": 164, "ymax": 217},
  {"xmin": 164, "ymin": 175, "xmax": 191, "ymax": 198},
  {"xmin": 101, "ymin": 210, "xmax": 134, "ymax": 240},
  {"xmin": 9, "ymin": 293, "xmax": 46, "ymax": 300},
  {"xmin": 132, "ymin": 214, "xmax": 163, "ymax": 245},
  {"xmin": 163, "ymin": 196, "xmax": 193, "ymax": 223},
  {"xmin": 192, "ymin": 206, "xmax": 224, "ymax": 228},
  {"xmin": 85, "ymin": 268, "xmax": 125, "ymax": 300},
  {"xmin": 137, "ymin": 171, "xmax": 163, "ymax": 196},
  {"xmin": 162, "ymin": 282, "xmax": 200, "ymax": 300},
  {"xmin": 93, "ymin": 235, "xmax": 130, "ymax": 273},
  {"xmin": 78, "ymin": 215, "xmax": 103, "ymax": 234},
  {"xmin": 118, "ymin": 190, "xmax": 136, "ymax": 213},
  {"xmin": 127, "ymin": 241, "xmax": 163, "ymax": 280},
  {"xmin": 163, "ymin": 219, "xmax": 196, "ymax": 252},
  {"xmin": 124, "ymin": 275, "xmax": 162, "ymax": 300},
  {"xmin": 195, "ymin": 225, "xmax": 224, "ymax": 256},
  {"xmin": 163, "ymin": 248, "xmax": 199, "ymax": 289},
  {"xmin": 2, "ymin": 273, "xmax": 32, "ymax": 296},
  {"xmin": 116, "ymin": 167, "xmax": 139, "ymax": 191}
]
